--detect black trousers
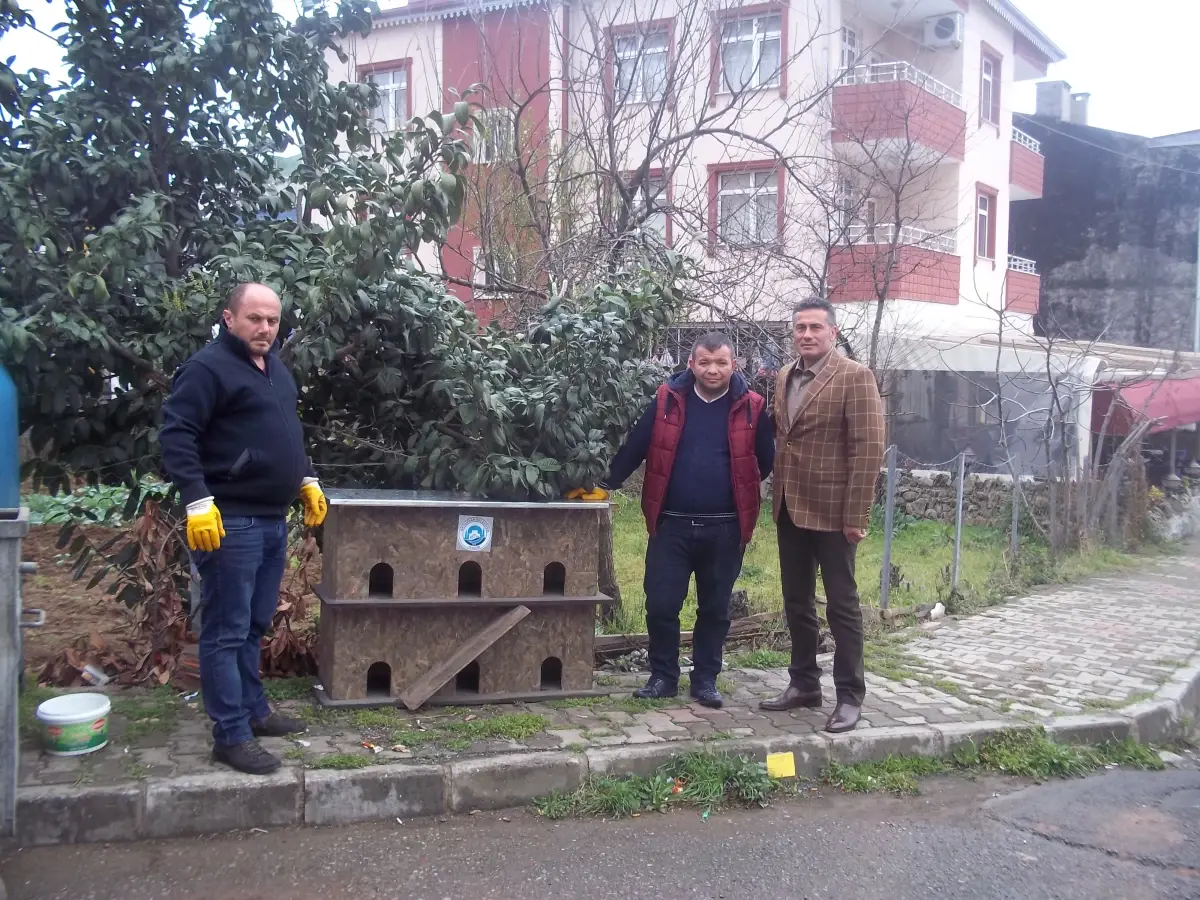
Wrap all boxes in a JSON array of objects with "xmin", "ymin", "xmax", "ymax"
[
  {"xmin": 643, "ymin": 516, "xmax": 746, "ymax": 689},
  {"xmin": 776, "ymin": 501, "xmax": 866, "ymax": 705}
]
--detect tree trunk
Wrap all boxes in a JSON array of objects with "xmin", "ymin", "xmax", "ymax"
[{"xmin": 598, "ymin": 506, "xmax": 622, "ymax": 626}]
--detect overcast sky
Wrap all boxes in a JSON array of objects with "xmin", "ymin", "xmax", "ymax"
[{"xmin": 1, "ymin": 0, "xmax": 1195, "ymax": 138}]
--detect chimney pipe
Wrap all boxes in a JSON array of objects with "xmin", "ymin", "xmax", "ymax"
[
  {"xmin": 1035, "ymin": 80, "xmax": 1072, "ymax": 121},
  {"xmin": 1069, "ymin": 92, "xmax": 1090, "ymax": 126}
]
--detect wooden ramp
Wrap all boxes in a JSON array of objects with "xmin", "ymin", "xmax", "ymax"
[{"xmin": 398, "ymin": 605, "xmax": 531, "ymax": 710}]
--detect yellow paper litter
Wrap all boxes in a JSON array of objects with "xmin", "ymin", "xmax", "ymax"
[{"xmin": 766, "ymin": 751, "xmax": 796, "ymax": 779}]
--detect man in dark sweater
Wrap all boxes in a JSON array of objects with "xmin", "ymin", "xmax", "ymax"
[
  {"xmin": 602, "ymin": 332, "xmax": 773, "ymax": 708},
  {"xmin": 159, "ymin": 283, "xmax": 327, "ymax": 775}
]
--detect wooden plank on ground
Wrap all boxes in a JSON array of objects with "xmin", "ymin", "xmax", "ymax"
[
  {"xmin": 398, "ymin": 605, "xmax": 531, "ymax": 711},
  {"xmin": 593, "ymin": 611, "xmax": 783, "ymax": 655}
]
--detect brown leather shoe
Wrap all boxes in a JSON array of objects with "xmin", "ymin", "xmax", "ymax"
[
  {"xmin": 759, "ymin": 685, "xmax": 823, "ymax": 711},
  {"xmin": 825, "ymin": 702, "xmax": 861, "ymax": 733}
]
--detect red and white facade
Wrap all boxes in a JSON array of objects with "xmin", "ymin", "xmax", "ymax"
[{"xmin": 328, "ymin": 0, "xmax": 1062, "ymax": 339}]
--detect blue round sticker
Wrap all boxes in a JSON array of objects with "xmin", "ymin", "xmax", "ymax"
[{"xmin": 462, "ymin": 523, "xmax": 487, "ymax": 547}]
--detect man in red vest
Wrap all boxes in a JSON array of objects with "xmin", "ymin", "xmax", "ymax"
[{"xmin": 598, "ymin": 332, "xmax": 774, "ymax": 708}]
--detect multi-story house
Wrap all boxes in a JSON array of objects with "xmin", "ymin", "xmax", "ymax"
[
  {"xmin": 329, "ymin": 0, "xmax": 1063, "ymax": 345},
  {"xmin": 1011, "ymin": 84, "xmax": 1200, "ymax": 352}
]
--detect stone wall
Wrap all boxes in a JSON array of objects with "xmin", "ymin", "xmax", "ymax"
[{"xmin": 876, "ymin": 469, "xmax": 1049, "ymax": 528}]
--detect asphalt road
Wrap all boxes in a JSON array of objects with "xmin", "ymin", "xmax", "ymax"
[{"xmin": 3, "ymin": 770, "xmax": 1200, "ymax": 900}]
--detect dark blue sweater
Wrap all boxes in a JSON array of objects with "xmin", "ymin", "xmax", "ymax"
[
  {"xmin": 605, "ymin": 370, "xmax": 774, "ymax": 516},
  {"xmin": 159, "ymin": 328, "xmax": 315, "ymax": 517}
]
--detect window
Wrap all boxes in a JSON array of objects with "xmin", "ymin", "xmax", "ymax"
[
  {"xmin": 365, "ymin": 65, "xmax": 409, "ymax": 133},
  {"xmin": 625, "ymin": 173, "xmax": 669, "ymax": 242},
  {"xmin": 976, "ymin": 187, "xmax": 997, "ymax": 259},
  {"xmin": 717, "ymin": 169, "xmax": 779, "ymax": 246},
  {"xmin": 614, "ymin": 28, "xmax": 670, "ymax": 103},
  {"xmin": 472, "ymin": 107, "xmax": 516, "ymax": 164},
  {"xmin": 836, "ymin": 178, "xmax": 876, "ymax": 238},
  {"xmin": 840, "ymin": 26, "xmax": 858, "ymax": 72},
  {"xmin": 472, "ymin": 245, "xmax": 515, "ymax": 291},
  {"xmin": 720, "ymin": 13, "xmax": 782, "ymax": 93},
  {"xmin": 980, "ymin": 50, "xmax": 1000, "ymax": 125}
]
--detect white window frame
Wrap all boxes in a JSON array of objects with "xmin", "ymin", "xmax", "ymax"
[
  {"xmin": 840, "ymin": 26, "xmax": 858, "ymax": 72},
  {"xmin": 976, "ymin": 192, "xmax": 993, "ymax": 259},
  {"xmin": 366, "ymin": 67, "xmax": 408, "ymax": 133},
  {"xmin": 472, "ymin": 107, "xmax": 517, "ymax": 165},
  {"xmin": 980, "ymin": 55, "xmax": 998, "ymax": 124},
  {"xmin": 629, "ymin": 173, "xmax": 669, "ymax": 241},
  {"xmin": 472, "ymin": 245, "xmax": 514, "ymax": 292},
  {"xmin": 717, "ymin": 169, "xmax": 779, "ymax": 247},
  {"xmin": 720, "ymin": 13, "xmax": 782, "ymax": 93},
  {"xmin": 614, "ymin": 28, "xmax": 670, "ymax": 103}
]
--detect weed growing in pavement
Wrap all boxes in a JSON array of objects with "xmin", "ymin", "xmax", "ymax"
[
  {"xmin": 863, "ymin": 632, "xmax": 920, "ymax": 682},
  {"xmin": 113, "ymin": 687, "xmax": 180, "ymax": 743},
  {"xmin": 549, "ymin": 695, "xmax": 677, "ymax": 714},
  {"xmin": 390, "ymin": 713, "xmax": 549, "ymax": 750},
  {"xmin": 309, "ymin": 753, "xmax": 374, "ymax": 770},
  {"xmin": 822, "ymin": 727, "xmax": 1165, "ymax": 796},
  {"xmin": 534, "ymin": 750, "xmax": 780, "ymax": 819},
  {"xmin": 726, "ymin": 648, "xmax": 790, "ymax": 669},
  {"xmin": 1081, "ymin": 691, "xmax": 1154, "ymax": 712}
]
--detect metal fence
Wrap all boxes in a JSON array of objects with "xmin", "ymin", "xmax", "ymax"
[{"xmin": 876, "ymin": 445, "xmax": 1024, "ymax": 611}]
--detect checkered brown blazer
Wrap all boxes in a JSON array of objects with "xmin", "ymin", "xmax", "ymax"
[{"xmin": 771, "ymin": 352, "xmax": 885, "ymax": 531}]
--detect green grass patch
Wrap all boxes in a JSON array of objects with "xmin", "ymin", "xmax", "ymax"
[
  {"xmin": 549, "ymin": 695, "xmax": 678, "ymax": 714},
  {"xmin": 309, "ymin": 753, "xmax": 375, "ymax": 770},
  {"xmin": 534, "ymin": 750, "xmax": 779, "ymax": 819},
  {"xmin": 19, "ymin": 683, "xmax": 59, "ymax": 741},
  {"xmin": 605, "ymin": 492, "xmax": 1151, "ymax": 633},
  {"xmin": 824, "ymin": 755, "xmax": 947, "ymax": 795},
  {"xmin": 112, "ymin": 687, "xmax": 180, "ymax": 742},
  {"xmin": 390, "ymin": 712, "xmax": 549, "ymax": 750},
  {"xmin": 822, "ymin": 727, "xmax": 1165, "ymax": 795},
  {"xmin": 352, "ymin": 707, "xmax": 404, "ymax": 730},
  {"xmin": 263, "ymin": 677, "xmax": 315, "ymax": 702},
  {"xmin": 863, "ymin": 632, "xmax": 919, "ymax": 682},
  {"xmin": 727, "ymin": 648, "xmax": 790, "ymax": 670}
]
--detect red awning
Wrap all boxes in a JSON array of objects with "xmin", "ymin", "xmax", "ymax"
[{"xmin": 1092, "ymin": 376, "xmax": 1200, "ymax": 435}]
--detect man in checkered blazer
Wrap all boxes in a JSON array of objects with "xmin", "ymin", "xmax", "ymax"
[{"xmin": 760, "ymin": 298, "xmax": 884, "ymax": 733}]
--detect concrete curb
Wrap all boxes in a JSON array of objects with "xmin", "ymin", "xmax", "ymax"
[{"xmin": 16, "ymin": 658, "xmax": 1200, "ymax": 847}]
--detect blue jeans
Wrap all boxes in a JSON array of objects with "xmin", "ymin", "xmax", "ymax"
[
  {"xmin": 643, "ymin": 516, "xmax": 746, "ymax": 689},
  {"xmin": 194, "ymin": 515, "xmax": 287, "ymax": 746}
]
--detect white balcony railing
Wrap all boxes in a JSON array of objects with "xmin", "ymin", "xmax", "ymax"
[
  {"xmin": 1007, "ymin": 254, "xmax": 1038, "ymax": 274},
  {"xmin": 839, "ymin": 62, "xmax": 964, "ymax": 110},
  {"xmin": 844, "ymin": 223, "xmax": 958, "ymax": 255},
  {"xmin": 1011, "ymin": 127, "xmax": 1042, "ymax": 155}
]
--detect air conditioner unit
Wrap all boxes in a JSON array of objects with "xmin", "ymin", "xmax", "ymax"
[{"xmin": 922, "ymin": 13, "xmax": 964, "ymax": 49}]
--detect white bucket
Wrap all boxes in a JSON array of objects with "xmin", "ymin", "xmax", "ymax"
[{"xmin": 35, "ymin": 692, "xmax": 112, "ymax": 757}]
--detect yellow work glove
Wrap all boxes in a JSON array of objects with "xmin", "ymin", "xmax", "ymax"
[
  {"xmin": 185, "ymin": 499, "xmax": 225, "ymax": 553},
  {"xmin": 565, "ymin": 487, "xmax": 609, "ymax": 502},
  {"xmin": 299, "ymin": 480, "xmax": 328, "ymax": 527}
]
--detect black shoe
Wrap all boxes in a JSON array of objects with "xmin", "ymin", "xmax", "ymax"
[
  {"xmin": 634, "ymin": 677, "xmax": 678, "ymax": 699},
  {"xmin": 213, "ymin": 739, "xmax": 282, "ymax": 775},
  {"xmin": 250, "ymin": 712, "xmax": 308, "ymax": 737},
  {"xmin": 690, "ymin": 684, "xmax": 724, "ymax": 709}
]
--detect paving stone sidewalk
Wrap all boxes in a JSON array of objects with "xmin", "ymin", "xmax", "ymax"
[{"xmin": 19, "ymin": 551, "xmax": 1200, "ymax": 792}]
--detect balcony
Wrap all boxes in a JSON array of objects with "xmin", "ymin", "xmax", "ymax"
[
  {"xmin": 827, "ymin": 224, "xmax": 961, "ymax": 305},
  {"xmin": 1010, "ymin": 127, "xmax": 1044, "ymax": 200},
  {"xmin": 833, "ymin": 63, "xmax": 966, "ymax": 162},
  {"xmin": 1005, "ymin": 255, "xmax": 1040, "ymax": 314}
]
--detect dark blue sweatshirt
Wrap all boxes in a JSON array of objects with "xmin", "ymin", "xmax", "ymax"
[
  {"xmin": 159, "ymin": 328, "xmax": 315, "ymax": 517},
  {"xmin": 605, "ymin": 370, "xmax": 774, "ymax": 516}
]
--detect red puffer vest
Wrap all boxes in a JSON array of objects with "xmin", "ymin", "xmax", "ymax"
[{"xmin": 640, "ymin": 375, "xmax": 766, "ymax": 545}]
